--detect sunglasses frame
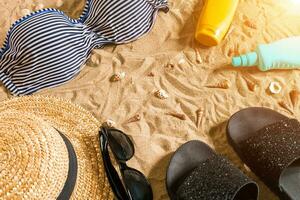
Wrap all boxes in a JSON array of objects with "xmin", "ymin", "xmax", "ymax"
[{"xmin": 99, "ymin": 127, "xmax": 152, "ymax": 200}]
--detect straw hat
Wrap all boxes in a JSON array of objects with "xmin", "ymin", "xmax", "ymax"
[{"xmin": 0, "ymin": 96, "xmax": 113, "ymax": 199}]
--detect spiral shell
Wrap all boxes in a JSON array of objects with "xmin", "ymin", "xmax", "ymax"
[
  {"xmin": 110, "ymin": 72, "xmax": 126, "ymax": 82},
  {"xmin": 278, "ymin": 101, "xmax": 293, "ymax": 115},
  {"xmin": 166, "ymin": 112, "xmax": 186, "ymax": 120},
  {"xmin": 242, "ymin": 75, "xmax": 257, "ymax": 91},
  {"xmin": 245, "ymin": 78, "xmax": 256, "ymax": 91},
  {"xmin": 196, "ymin": 108, "xmax": 204, "ymax": 128},
  {"xmin": 147, "ymin": 72, "xmax": 155, "ymax": 77},
  {"xmin": 154, "ymin": 89, "xmax": 169, "ymax": 99},
  {"xmin": 290, "ymin": 90, "xmax": 299, "ymax": 107},
  {"xmin": 206, "ymin": 80, "xmax": 230, "ymax": 89},
  {"xmin": 244, "ymin": 19, "xmax": 257, "ymax": 29},
  {"xmin": 123, "ymin": 114, "xmax": 141, "ymax": 124}
]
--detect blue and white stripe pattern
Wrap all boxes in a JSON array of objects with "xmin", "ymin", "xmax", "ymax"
[{"xmin": 0, "ymin": 0, "xmax": 168, "ymax": 95}]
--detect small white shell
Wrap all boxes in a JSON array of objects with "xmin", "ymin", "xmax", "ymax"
[
  {"xmin": 102, "ymin": 119, "xmax": 116, "ymax": 127},
  {"xmin": 56, "ymin": 0, "xmax": 64, "ymax": 7},
  {"xmin": 195, "ymin": 50, "xmax": 203, "ymax": 64},
  {"xmin": 269, "ymin": 82, "xmax": 282, "ymax": 94},
  {"xmin": 178, "ymin": 58, "xmax": 186, "ymax": 65},
  {"xmin": 35, "ymin": 3, "xmax": 44, "ymax": 10},
  {"xmin": 91, "ymin": 55, "xmax": 100, "ymax": 65},
  {"xmin": 155, "ymin": 89, "xmax": 169, "ymax": 99},
  {"xmin": 21, "ymin": 9, "xmax": 31, "ymax": 16},
  {"xmin": 110, "ymin": 72, "xmax": 126, "ymax": 82},
  {"xmin": 244, "ymin": 164, "xmax": 251, "ymax": 172}
]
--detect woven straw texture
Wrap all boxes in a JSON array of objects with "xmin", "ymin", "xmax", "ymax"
[{"xmin": 0, "ymin": 95, "xmax": 113, "ymax": 199}]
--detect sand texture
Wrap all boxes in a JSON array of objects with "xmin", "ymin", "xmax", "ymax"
[{"xmin": 1, "ymin": 0, "xmax": 300, "ymax": 199}]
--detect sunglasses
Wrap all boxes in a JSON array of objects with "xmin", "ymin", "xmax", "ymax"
[{"xmin": 99, "ymin": 127, "xmax": 153, "ymax": 200}]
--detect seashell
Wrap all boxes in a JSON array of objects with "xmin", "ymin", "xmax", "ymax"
[
  {"xmin": 290, "ymin": 90, "xmax": 299, "ymax": 107},
  {"xmin": 244, "ymin": 19, "xmax": 257, "ymax": 29},
  {"xmin": 269, "ymin": 82, "xmax": 281, "ymax": 94},
  {"xmin": 278, "ymin": 101, "xmax": 293, "ymax": 115},
  {"xmin": 56, "ymin": 0, "xmax": 64, "ymax": 7},
  {"xmin": 21, "ymin": 9, "xmax": 31, "ymax": 16},
  {"xmin": 35, "ymin": 3, "xmax": 44, "ymax": 10},
  {"xmin": 196, "ymin": 108, "xmax": 204, "ymax": 128},
  {"xmin": 154, "ymin": 89, "xmax": 169, "ymax": 99},
  {"xmin": 91, "ymin": 55, "xmax": 100, "ymax": 65},
  {"xmin": 243, "ymin": 73, "xmax": 259, "ymax": 85},
  {"xmin": 178, "ymin": 58, "xmax": 186, "ymax": 65},
  {"xmin": 147, "ymin": 72, "xmax": 154, "ymax": 77},
  {"xmin": 166, "ymin": 112, "xmax": 186, "ymax": 120},
  {"xmin": 110, "ymin": 72, "xmax": 126, "ymax": 82},
  {"xmin": 244, "ymin": 164, "xmax": 251, "ymax": 172},
  {"xmin": 227, "ymin": 48, "xmax": 235, "ymax": 57},
  {"xmin": 243, "ymin": 76, "xmax": 256, "ymax": 91},
  {"xmin": 206, "ymin": 80, "xmax": 230, "ymax": 89},
  {"xmin": 195, "ymin": 50, "xmax": 203, "ymax": 64},
  {"xmin": 123, "ymin": 114, "xmax": 141, "ymax": 124},
  {"xmin": 165, "ymin": 63, "xmax": 175, "ymax": 69},
  {"xmin": 102, "ymin": 119, "xmax": 116, "ymax": 128},
  {"xmin": 225, "ymin": 26, "xmax": 235, "ymax": 39}
]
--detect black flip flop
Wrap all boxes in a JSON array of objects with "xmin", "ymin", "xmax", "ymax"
[
  {"xmin": 166, "ymin": 140, "xmax": 258, "ymax": 200},
  {"xmin": 227, "ymin": 107, "xmax": 300, "ymax": 200}
]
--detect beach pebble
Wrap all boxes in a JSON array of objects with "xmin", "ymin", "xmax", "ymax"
[
  {"xmin": 269, "ymin": 82, "xmax": 281, "ymax": 94},
  {"xmin": 195, "ymin": 50, "xmax": 203, "ymax": 64},
  {"xmin": 21, "ymin": 9, "xmax": 31, "ymax": 16},
  {"xmin": 154, "ymin": 89, "xmax": 169, "ymax": 99},
  {"xmin": 56, "ymin": 0, "xmax": 64, "ymax": 7}
]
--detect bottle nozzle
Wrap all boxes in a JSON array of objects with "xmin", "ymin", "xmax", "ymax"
[{"xmin": 232, "ymin": 52, "xmax": 258, "ymax": 67}]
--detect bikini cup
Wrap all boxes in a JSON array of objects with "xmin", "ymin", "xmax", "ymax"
[{"xmin": 0, "ymin": 0, "xmax": 168, "ymax": 95}]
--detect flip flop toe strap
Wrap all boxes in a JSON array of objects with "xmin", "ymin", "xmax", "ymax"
[
  {"xmin": 175, "ymin": 154, "xmax": 257, "ymax": 200},
  {"xmin": 240, "ymin": 119, "xmax": 300, "ymax": 189}
]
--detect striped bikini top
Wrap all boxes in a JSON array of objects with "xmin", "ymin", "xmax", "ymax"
[{"xmin": 0, "ymin": 0, "xmax": 168, "ymax": 96}]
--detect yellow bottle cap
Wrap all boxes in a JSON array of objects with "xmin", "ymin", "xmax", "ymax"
[{"xmin": 195, "ymin": 26, "xmax": 220, "ymax": 46}]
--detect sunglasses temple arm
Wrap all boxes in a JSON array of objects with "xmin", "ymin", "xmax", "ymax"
[{"xmin": 99, "ymin": 131, "xmax": 131, "ymax": 200}]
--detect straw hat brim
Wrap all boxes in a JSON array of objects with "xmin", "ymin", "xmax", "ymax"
[{"xmin": 0, "ymin": 95, "xmax": 113, "ymax": 199}]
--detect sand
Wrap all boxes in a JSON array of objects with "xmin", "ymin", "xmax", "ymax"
[{"xmin": 1, "ymin": 0, "xmax": 300, "ymax": 199}]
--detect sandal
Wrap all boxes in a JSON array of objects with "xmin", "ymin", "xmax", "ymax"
[
  {"xmin": 166, "ymin": 140, "xmax": 258, "ymax": 200},
  {"xmin": 227, "ymin": 107, "xmax": 300, "ymax": 199}
]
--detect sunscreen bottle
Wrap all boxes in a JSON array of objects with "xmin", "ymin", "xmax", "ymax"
[
  {"xmin": 232, "ymin": 36, "xmax": 300, "ymax": 71},
  {"xmin": 195, "ymin": 0, "xmax": 239, "ymax": 46}
]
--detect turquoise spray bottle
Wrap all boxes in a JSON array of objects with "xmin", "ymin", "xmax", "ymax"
[{"xmin": 232, "ymin": 36, "xmax": 300, "ymax": 71}]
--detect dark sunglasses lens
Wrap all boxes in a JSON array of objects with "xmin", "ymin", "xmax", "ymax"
[
  {"xmin": 107, "ymin": 129, "xmax": 134, "ymax": 161},
  {"xmin": 123, "ymin": 169, "xmax": 153, "ymax": 200}
]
